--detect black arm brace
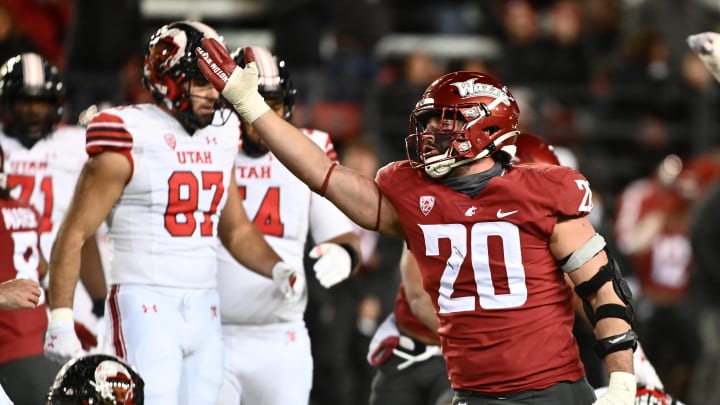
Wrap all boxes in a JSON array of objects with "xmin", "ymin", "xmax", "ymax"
[
  {"xmin": 574, "ymin": 251, "xmax": 637, "ymax": 358},
  {"xmin": 594, "ymin": 329, "xmax": 638, "ymax": 358},
  {"xmin": 573, "ymin": 251, "xmax": 635, "ymax": 327}
]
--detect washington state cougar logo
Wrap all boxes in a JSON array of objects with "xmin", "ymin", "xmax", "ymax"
[{"xmin": 419, "ymin": 195, "xmax": 435, "ymax": 216}]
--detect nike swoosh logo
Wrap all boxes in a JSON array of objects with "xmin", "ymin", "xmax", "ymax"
[{"xmin": 496, "ymin": 209, "xmax": 518, "ymax": 218}]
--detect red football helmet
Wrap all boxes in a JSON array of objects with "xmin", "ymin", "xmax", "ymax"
[
  {"xmin": 513, "ymin": 132, "xmax": 560, "ymax": 166},
  {"xmin": 406, "ymin": 71, "xmax": 520, "ymax": 178},
  {"xmin": 142, "ymin": 21, "xmax": 224, "ymax": 130}
]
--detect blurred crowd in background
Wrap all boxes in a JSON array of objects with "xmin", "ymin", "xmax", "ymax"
[{"xmin": 2, "ymin": 0, "xmax": 720, "ymax": 404}]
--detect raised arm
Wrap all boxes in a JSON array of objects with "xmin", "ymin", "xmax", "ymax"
[{"xmin": 195, "ymin": 39, "xmax": 400, "ymax": 235}]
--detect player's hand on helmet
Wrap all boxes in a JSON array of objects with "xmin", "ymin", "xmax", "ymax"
[
  {"xmin": 272, "ymin": 262, "xmax": 306, "ymax": 302},
  {"xmin": 593, "ymin": 372, "xmax": 636, "ymax": 405},
  {"xmin": 309, "ymin": 243, "xmax": 353, "ymax": 288},
  {"xmin": 195, "ymin": 38, "xmax": 269, "ymax": 123},
  {"xmin": 44, "ymin": 308, "xmax": 84, "ymax": 364}
]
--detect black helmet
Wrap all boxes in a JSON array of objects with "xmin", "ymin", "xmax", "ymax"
[
  {"xmin": 47, "ymin": 354, "xmax": 144, "ymax": 405},
  {"xmin": 0, "ymin": 53, "xmax": 64, "ymax": 147}
]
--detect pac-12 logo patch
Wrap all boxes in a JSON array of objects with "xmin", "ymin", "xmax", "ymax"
[{"xmin": 419, "ymin": 195, "xmax": 435, "ymax": 216}]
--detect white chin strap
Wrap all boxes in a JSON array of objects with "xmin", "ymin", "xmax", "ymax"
[
  {"xmin": 0, "ymin": 174, "xmax": 6, "ymax": 189},
  {"xmin": 424, "ymin": 155, "xmax": 456, "ymax": 178}
]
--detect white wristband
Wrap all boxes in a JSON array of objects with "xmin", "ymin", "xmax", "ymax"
[{"xmin": 50, "ymin": 307, "xmax": 74, "ymax": 321}]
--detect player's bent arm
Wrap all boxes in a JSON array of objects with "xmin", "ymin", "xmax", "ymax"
[
  {"xmin": 400, "ymin": 247, "xmax": 439, "ymax": 332},
  {"xmin": 217, "ymin": 174, "xmax": 282, "ymax": 278},
  {"xmin": 48, "ymin": 152, "xmax": 130, "ymax": 310},
  {"xmin": 551, "ymin": 217, "xmax": 634, "ymax": 373}
]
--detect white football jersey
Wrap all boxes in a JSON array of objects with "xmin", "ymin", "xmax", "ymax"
[
  {"xmin": 86, "ymin": 104, "xmax": 238, "ymax": 288},
  {"xmin": 0, "ymin": 125, "xmax": 87, "ymax": 257},
  {"xmin": 217, "ymin": 127, "xmax": 356, "ymax": 324}
]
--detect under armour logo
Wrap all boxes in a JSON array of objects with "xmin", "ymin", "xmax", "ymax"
[
  {"xmin": 206, "ymin": 136, "xmax": 218, "ymax": 144},
  {"xmin": 142, "ymin": 304, "xmax": 158, "ymax": 313}
]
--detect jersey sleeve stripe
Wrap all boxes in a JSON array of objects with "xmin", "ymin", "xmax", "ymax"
[{"xmin": 86, "ymin": 112, "xmax": 134, "ymax": 157}]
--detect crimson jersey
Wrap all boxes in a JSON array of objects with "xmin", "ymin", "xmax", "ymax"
[
  {"xmin": 394, "ymin": 285, "xmax": 439, "ymax": 343},
  {"xmin": 377, "ymin": 161, "xmax": 593, "ymax": 394},
  {"xmin": 0, "ymin": 198, "xmax": 46, "ymax": 363},
  {"xmin": 614, "ymin": 180, "xmax": 692, "ymax": 298}
]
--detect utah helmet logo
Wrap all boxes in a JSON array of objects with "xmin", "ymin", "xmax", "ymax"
[
  {"xmin": 419, "ymin": 195, "xmax": 435, "ymax": 216},
  {"xmin": 164, "ymin": 133, "xmax": 176, "ymax": 150}
]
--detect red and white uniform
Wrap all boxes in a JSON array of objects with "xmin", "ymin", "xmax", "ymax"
[
  {"xmin": 377, "ymin": 162, "xmax": 591, "ymax": 394},
  {"xmin": 0, "ymin": 200, "xmax": 45, "ymax": 363},
  {"xmin": 87, "ymin": 104, "xmax": 238, "ymax": 404},
  {"xmin": 0, "ymin": 126, "xmax": 86, "ymax": 258},
  {"xmin": 0, "ymin": 126, "xmax": 103, "ymax": 334},
  {"xmin": 216, "ymin": 128, "xmax": 356, "ymax": 405}
]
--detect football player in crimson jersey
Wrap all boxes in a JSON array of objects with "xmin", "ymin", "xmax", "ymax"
[
  {"xmin": 0, "ymin": 143, "xmax": 60, "ymax": 404},
  {"xmin": 44, "ymin": 22, "xmax": 304, "ymax": 405},
  {"xmin": 197, "ymin": 41, "xmax": 638, "ymax": 404},
  {"xmin": 366, "ymin": 133, "xmax": 565, "ymax": 405},
  {"xmin": 215, "ymin": 46, "xmax": 361, "ymax": 405}
]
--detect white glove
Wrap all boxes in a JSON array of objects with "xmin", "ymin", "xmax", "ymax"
[
  {"xmin": 44, "ymin": 308, "xmax": 84, "ymax": 364},
  {"xmin": 195, "ymin": 39, "xmax": 270, "ymax": 123},
  {"xmin": 272, "ymin": 262, "xmax": 306, "ymax": 302},
  {"xmin": 309, "ymin": 243, "xmax": 352, "ymax": 288},
  {"xmin": 687, "ymin": 32, "xmax": 720, "ymax": 83},
  {"xmin": 593, "ymin": 372, "xmax": 636, "ymax": 405}
]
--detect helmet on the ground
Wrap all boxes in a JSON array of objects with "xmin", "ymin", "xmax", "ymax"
[
  {"xmin": 0, "ymin": 52, "xmax": 64, "ymax": 146},
  {"xmin": 406, "ymin": 71, "xmax": 520, "ymax": 178},
  {"xmin": 47, "ymin": 354, "xmax": 144, "ymax": 405},
  {"xmin": 142, "ymin": 20, "xmax": 224, "ymax": 130}
]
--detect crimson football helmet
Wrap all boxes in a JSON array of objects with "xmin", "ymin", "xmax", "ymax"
[
  {"xmin": 231, "ymin": 46, "xmax": 296, "ymax": 122},
  {"xmin": 513, "ymin": 132, "xmax": 560, "ymax": 166},
  {"xmin": 142, "ymin": 21, "xmax": 225, "ymax": 131},
  {"xmin": 0, "ymin": 53, "xmax": 64, "ymax": 147},
  {"xmin": 47, "ymin": 354, "xmax": 144, "ymax": 405},
  {"xmin": 406, "ymin": 71, "xmax": 520, "ymax": 178}
]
